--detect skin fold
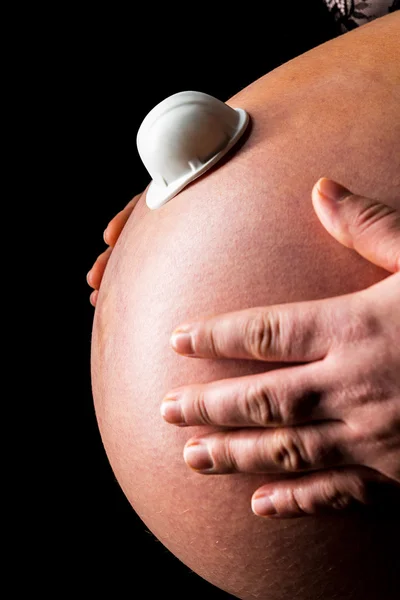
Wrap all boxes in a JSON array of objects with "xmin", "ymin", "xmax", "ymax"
[{"xmin": 91, "ymin": 13, "xmax": 400, "ymax": 600}]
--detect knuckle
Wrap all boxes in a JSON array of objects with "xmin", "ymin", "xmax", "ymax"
[
  {"xmin": 323, "ymin": 473, "xmax": 369, "ymax": 511},
  {"xmin": 221, "ymin": 435, "xmax": 241, "ymax": 472},
  {"xmin": 341, "ymin": 381, "xmax": 381, "ymax": 421},
  {"xmin": 347, "ymin": 475, "xmax": 370, "ymax": 505},
  {"xmin": 243, "ymin": 383, "xmax": 280, "ymax": 426},
  {"xmin": 244, "ymin": 311, "xmax": 284, "ymax": 359},
  {"xmin": 271, "ymin": 430, "xmax": 311, "ymax": 472},
  {"xmin": 206, "ymin": 325, "xmax": 221, "ymax": 358},
  {"xmin": 338, "ymin": 298, "xmax": 378, "ymax": 345},
  {"xmin": 350, "ymin": 201, "xmax": 394, "ymax": 237},
  {"xmin": 192, "ymin": 388, "xmax": 212, "ymax": 425},
  {"xmin": 327, "ymin": 491, "xmax": 353, "ymax": 511},
  {"xmin": 288, "ymin": 488, "xmax": 312, "ymax": 515}
]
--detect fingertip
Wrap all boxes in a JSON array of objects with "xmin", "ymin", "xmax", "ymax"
[
  {"xmin": 314, "ymin": 177, "xmax": 327, "ymax": 194},
  {"xmin": 251, "ymin": 492, "xmax": 278, "ymax": 517},
  {"xmin": 170, "ymin": 331, "xmax": 196, "ymax": 356},
  {"xmin": 90, "ymin": 290, "xmax": 98, "ymax": 307},
  {"xmin": 312, "ymin": 178, "xmax": 332, "ymax": 209},
  {"xmin": 312, "ymin": 178, "xmax": 344, "ymax": 238},
  {"xmin": 316, "ymin": 178, "xmax": 350, "ymax": 202}
]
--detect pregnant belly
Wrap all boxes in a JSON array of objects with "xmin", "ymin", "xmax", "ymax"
[{"xmin": 91, "ymin": 18, "xmax": 400, "ymax": 600}]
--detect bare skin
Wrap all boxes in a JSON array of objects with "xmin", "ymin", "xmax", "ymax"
[
  {"xmin": 91, "ymin": 13, "xmax": 400, "ymax": 600},
  {"xmin": 163, "ymin": 178, "xmax": 400, "ymax": 517},
  {"xmin": 89, "ymin": 181, "xmax": 400, "ymax": 517},
  {"xmin": 87, "ymin": 193, "xmax": 141, "ymax": 306}
]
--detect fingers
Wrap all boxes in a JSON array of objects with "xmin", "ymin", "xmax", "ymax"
[
  {"xmin": 90, "ymin": 289, "xmax": 99, "ymax": 307},
  {"xmin": 183, "ymin": 422, "xmax": 348, "ymax": 474},
  {"xmin": 313, "ymin": 178, "xmax": 400, "ymax": 273},
  {"xmin": 87, "ymin": 192, "xmax": 143, "ymax": 304},
  {"xmin": 251, "ymin": 467, "xmax": 396, "ymax": 518},
  {"xmin": 104, "ymin": 193, "xmax": 142, "ymax": 247},
  {"xmin": 170, "ymin": 179, "xmax": 400, "ymax": 361},
  {"xmin": 161, "ymin": 363, "xmax": 333, "ymax": 428},
  {"xmin": 87, "ymin": 247, "xmax": 113, "ymax": 291},
  {"xmin": 170, "ymin": 296, "xmax": 347, "ymax": 362}
]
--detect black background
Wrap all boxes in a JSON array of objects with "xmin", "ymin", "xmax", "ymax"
[{"xmin": 52, "ymin": 2, "xmax": 339, "ymax": 597}]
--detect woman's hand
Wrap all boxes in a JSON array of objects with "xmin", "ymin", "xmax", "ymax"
[
  {"xmin": 87, "ymin": 193, "xmax": 142, "ymax": 306},
  {"xmin": 162, "ymin": 178, "xmax": 400, "ymax": 518}
]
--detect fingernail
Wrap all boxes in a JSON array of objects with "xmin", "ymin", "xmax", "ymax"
[
  {"xmin": 252, "ymin": 493, "xmax": 277, "ymax": 517},
  {"xmin": 170, "ymin": 329, "xmax": 195, "ymax": 355},
  {"xmin": 317, "ymin": 178, "xmax": 350, "ymax": 202},
  {"xmin": 103, "ymin": 228, "xmax": 109, "ymax": 243},
  {"xmin": 184, "ymin": 441, "xmax": 213, "ymax": 471},
  {"xmin": 87, "ymin": 270, "xmax": 92, "ymax": 285},
  {"xmin": 160, "ymin": 394, "xmax": 185, "ymax": 425}
]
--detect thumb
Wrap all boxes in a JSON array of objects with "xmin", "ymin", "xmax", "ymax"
[{"xmin": 312, "ymin": 178, "xmax": 400, "ymax": 273}]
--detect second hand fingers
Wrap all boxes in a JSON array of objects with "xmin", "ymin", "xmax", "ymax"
[
  {"xmin": 90, "ymin": 289, "xmax": 99, "ymax": 307},
  {"xmin": 87, "ymin": 247, "xmax": 113, "ymax": 290},
  {"xmin": 104, "ymin": 193, "xmax": 142, "ymax": 246}
]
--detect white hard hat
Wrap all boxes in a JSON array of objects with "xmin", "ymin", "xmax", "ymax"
[{"xmin": 136, "ymin": 90, "xmax": 249, "ymax": 210}]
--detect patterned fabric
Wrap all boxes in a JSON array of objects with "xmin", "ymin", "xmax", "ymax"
[{"xmin": 323, "ymin": 0, "xmax": 399, "ymax": 32}]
